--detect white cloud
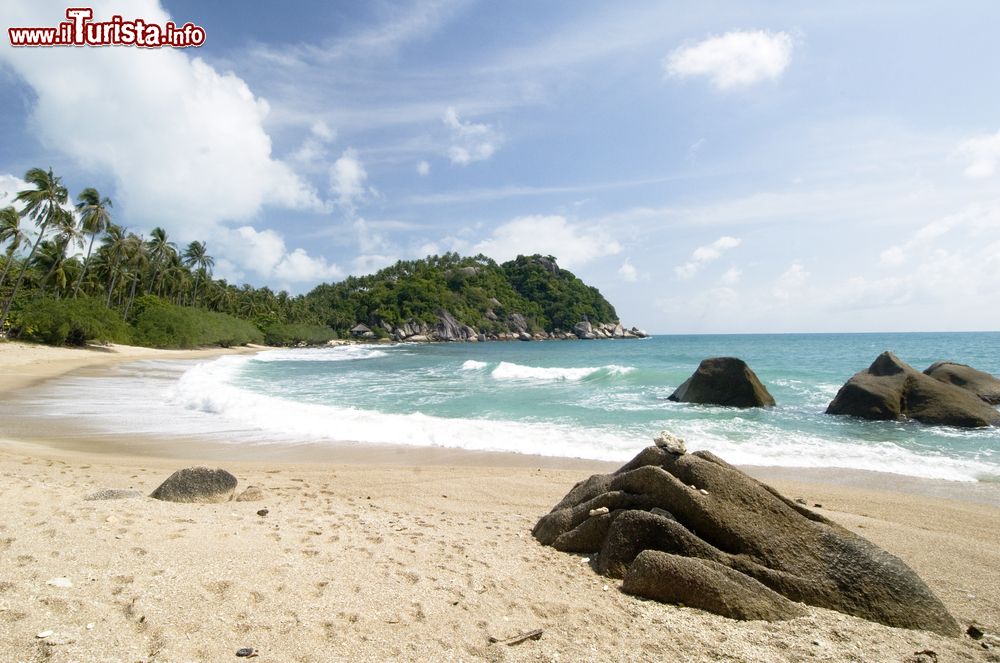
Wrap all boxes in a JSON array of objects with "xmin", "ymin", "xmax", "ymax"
[
  {"xmin": 955, "ymin": 129, "xmax": 1000, "ymax": 179},
  {"xmin": 329, "ymin": 148, "xmax": 368, "ymax": 207},
  {"xmin": 720, "ymin": 266, "xmax": 742, "ymax": 285},
  {"xmin": 416, "ymin": 160, "xmax": 431, "ymax": 176},
  {"xmin": 771, "ymin": 261, "xmax": 808, "ymax": 301},
  {"xmin": 675, "ymin": 236, "xmax": 742, "ymax": 279},
  {"xmin": 219, "ymin": 225, "xmax": 341, "ymax": 284},
  {"xmin": 443, "ymin": 107, "xmax": 501, "ymax": 165},
  {"xmin": 0, "ymin": 174, "xmax": 29, "ymax": 208},
  {"xmin": 352, "ymin": 254, "xmax": 398, "ymax": 276},
  {"xmin": 472, "ymin": 215, "xmax": 621, "ymax": 268},
  {"xmin": 0, "ymin": 1, "xmax": 321, "ymax": 234},
  {"xmin": 292, "ymin": 120, "xmax": 337, "ymax": 167},
  {"xmin": 664, "ymin": 30, "xmax": 793, "ymax": 90},
  {"xmin": 618, "ymin": 258, "xmax": 638, "ymax": 282}
]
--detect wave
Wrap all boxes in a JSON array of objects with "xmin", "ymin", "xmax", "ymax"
[
  {"xmin": 252, "ymin": 345, "xmax": 390, "ymax": 363},
  {"xmin": 489, "ymin": 361, "xmax": 634, "ymax": 382},
  {"xmin": 461, "ymin": 360, "xmax": 488, "ymax": 370}
]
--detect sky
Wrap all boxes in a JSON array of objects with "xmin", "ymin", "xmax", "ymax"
[{"xmin": 1, "ymin": 1, "xmax": 999, "ymax": 333}]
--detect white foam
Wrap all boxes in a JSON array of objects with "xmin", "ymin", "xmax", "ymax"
[
  {"xmin": 252, "ymin": 345, "xmax": 390, "ymax": 363},
  {"xmin": 461, "ymin": 360, "xmax": 488, "ymax": 371},
  {"xmin": 490, "ymin": 361, "xmax": 634, "ymax": 382}
]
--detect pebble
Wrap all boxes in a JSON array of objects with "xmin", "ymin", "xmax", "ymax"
[
  {"xmin": 46, "ymin": 577, "xmax": 73, "ymax": 588},
  {"xmin": 699, "ymin": 489, "xmax": 709, "ymax": 496},
  {"xmin": 86, "ymin": 623, "xmax": 95, "ymax": 630},
  {"xmin": 256, "ymin": 508, "xmax": 269, "ymax": 517},
  {"xmin": 602, "ymin": 584, "xmax": 610, "ymax": 592},
  {"xmin": 36, "ymin": 630, "xmax": 53, "ymax": 639},
  {"xmin": 236, "ymin": 647, "xmax": 258, "ymax": 657},
  {"xmin": 588, "ymin": 507, "xmax": 609, "ymax": 517}
]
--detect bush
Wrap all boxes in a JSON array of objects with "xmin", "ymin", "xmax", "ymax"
[
  {"xmin": 14, "ymin": 296, "xmax": 130, "ymax": 346},
  {"xmin": 263, "ymin": 322, "xmax": 337, "ymax": 346},
  {"xmin": 131, "ymin": 299, "xmax": 263, "ymax": 348}
]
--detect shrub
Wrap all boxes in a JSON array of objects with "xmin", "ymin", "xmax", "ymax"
[
  {"xmin": 131, "ymin": 300, "xmax": 263, "ymax": 348},
  {"xmin": 14, "ymin": 296, "xmax": 130, "ymax": 346},
  {"xmin": 263, "ymin": 322, "xmax": 337, "ymax": 346}
]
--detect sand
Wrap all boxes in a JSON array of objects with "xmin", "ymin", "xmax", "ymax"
[{"xmin": 1, "ymin": 341, "xmax": 999, "ymax": 662}]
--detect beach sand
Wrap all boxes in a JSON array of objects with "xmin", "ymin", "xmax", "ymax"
[{"xmin": 1, "ymin": 342, "xmax": 999, "ymax": 662}]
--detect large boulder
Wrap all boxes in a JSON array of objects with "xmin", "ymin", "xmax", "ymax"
[
  {"xmin": 433, "ymin": 309, "xmax": 466, "ymax": 341},
  {"xmin": 573, "ymin": 321, "xmax": 596, "ymax": 339},
  {"xmin": 924, "ymin": 361, "xmax": 1000, "ymax": 405},
  {"xmin": 533, "ymin": 443, "xmax": 959, "ymax": 635},
  {"xmin": 668, "ymin": 357, "xmax": 775, "ymax": 408},
  {"xmin": 826, "ymin": 352, "xmax": 1000, "ymax": 428},
  {"xmin": 150, "ymin": 467, "xmax": 238, "ymax": 503}
]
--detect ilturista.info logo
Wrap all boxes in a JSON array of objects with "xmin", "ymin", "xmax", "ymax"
[{"xmin": 8, "ymin": 7, "xmax": 205, "ymax": 48}]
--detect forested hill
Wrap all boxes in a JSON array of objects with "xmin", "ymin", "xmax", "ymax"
[{"xmin": 304, "ymin": 253, "xmax": 646, "ymax": 341}]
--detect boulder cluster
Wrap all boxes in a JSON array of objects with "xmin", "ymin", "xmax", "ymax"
[
  {"xmin": 349, "ymin": 309, "xmax": 648, "ymax": 343},
  {"xmin": 533, "ymin": 438, "xmax": 960, "ymax": 635},
  {"xmin": 826, "ymin": 352, "xmax": 1000, "ymax": 428}
]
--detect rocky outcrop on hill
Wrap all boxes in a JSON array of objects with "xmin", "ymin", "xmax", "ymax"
[
  {"xmin": 533, "ymin": 437, "xmax": 959, "ymax": 635},
  {"xmin": 150, "ymin": 467, "xmax": 238, "ymax": 503},
  {"xmin": 826, "ymin": 352, "xmax": 1000, "ymax": 427},
  {"xmin": 924, "ymin": 361, "xmax": 1000, "ymax": 405},
  {"xmin": 668, "ymin": 357, "xmax": 775, "ymax": 408},
  {"xmin": 381, "ymin": 309, "xmax": 648, "ymax": 343}
]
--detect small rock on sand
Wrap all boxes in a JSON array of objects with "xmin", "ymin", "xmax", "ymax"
[
  {"xmin": 84, "ymin": 488, "xmax": 143, "ymax": 501},
  {"xmin": 236, "ymin": 485, "xmax": 265, "ymax": 502},
  {"xmin": 46, "ymin": 577, "xmax": 72, "ymax": 588},
  {"xmin": 150, "ymin": 467, "xmax": 238, "ymax": 503}
]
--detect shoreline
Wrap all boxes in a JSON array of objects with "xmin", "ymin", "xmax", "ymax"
[{"xmin": 1, "ymin": 342, "xmax": 999, "ymax": 660}]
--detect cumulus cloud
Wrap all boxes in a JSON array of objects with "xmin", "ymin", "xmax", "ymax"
[
  {"xmin": 664, "ymin": 30, "xmax": 793, "ymax": 90},
  {"xmin": 217, "ymin": 225, "xmax": 342, "ymax": 285},
  {"xmin": 955, "ymin": 129, "xmax": 1000, "ymax": 179},
  {"xmin": 416, "ymin": 160, "xmax": 431, "ymax": 176},
  {"xmin": 618, "ymin": 258, "xmax": 638, "ymax": 282},
  {"xmin": 675, "ymin": 236, "xmax": 742, "ymax": 279},
  {"xmin": 292, "ymin": 120, "xmax": 337, "ymax": 167},
  {"xmin": 329, "ymin": 148, "xmax": 368, "ymax": 208},
  {"xmin": 720, "ymin": 266, "xmax": 742, "ymax": 285},
  {"xmin": 473, "ymin": 215, "xmax": 621, "ymax": 268},
  {"xmin": 443, "ymin": 107, "xmax": 501, "ymax": 165}
]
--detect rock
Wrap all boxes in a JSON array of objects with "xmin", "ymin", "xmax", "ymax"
[
  {"xmin": 623, "ymin": 550, "xmax": 805, "ymax": 621},
  {"xmin": 968, "ymin": 625, "xmax": 985, "ymax": 639},
  {"xmin": 612, "ymin": 323, "xmax": 625, "ymax": 338},
  {"xmin": 653, "ymin": 431, "xmax": 686, "ymax": 455},
  {"xmin": 573, "ymin": 321, "xmax": 595, "ymax": 339},
  {"xmin": 924, "ymin": 361, "xmax": 1000, "ymax": 405},
  {"xmin": 36, "ymin": 630, "xmax": 53, "ymax": 639},
  {"xmin": 507, "ymin": 313, "xmax": 528, "ymax": 333},
  {"xmin": 46, "ymin": 577, "xmax": 72, "ymax": 588},
  {"xmin": 589, "ymin": 507, "xmax": 610, "ymax": 517},
  {"xmin": 84, "ymin": 488, "xmax": 143, "ymax": 501},
  {"xmin": 235, "ymin": 485, "xmax": 265, "ymax": 502},
  {"xmin": 826, "ymin": 352, "xmax": 1000, "ymax": 428},
  {"xmin": 406, "ymin": 335, "xmax": 430, "ymax": 343},
  {"xmin": 256, "ymin": 508, "xmax": 269, "ymax": 517},
  {"xmin": 532, "ymin": 445, "xmax": 959, "ymax": 635},
  {"xmin": 150, "ymin": 467, "xmax": 238, "ymax": 503},
  {"xmin": 434, "ymin": 309, "xmax": 466, "ymax": 341},
  {"xmin": 668, "ymin": 357, "xmax": 776, "ymax": 408},
  {"xmin": 518, "ymin": 332, "xmax": 533, "ymax": 341}
]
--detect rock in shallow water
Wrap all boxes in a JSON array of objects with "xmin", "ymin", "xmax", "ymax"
[
  {"xmin": 533, "ymin": 444, "xmax": 959, "ymax": 635},
  {"xmin": 668, "ymin": 357, "xmax": 775, "ymax": 408},
  {"xmin": 827, "ymin": 352, "xmax": 1000, "ymax": 428}
]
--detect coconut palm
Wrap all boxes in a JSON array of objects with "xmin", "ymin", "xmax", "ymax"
[
  {"xmin": 121, "ymin": 233, "xmax": 149, "ymax": 317},
  {"xmin": 182, "ymin": 240, "xmax": 214, "ymax": 306},
  {"xmin": 146, "ymin": 227, "xmax": 176, "ymax": 297},
  {"xmin": 0, "ymin": 206, "xmax": 24, "ymax": 292},
  {"xmin": 0, "ymin": 168, "xmax": 68, "ymax": 332},
  {"xmin": 100, "ymin": 224, "xmax": 129, "ymax": 307},
  {"xmin": 72, "ymin": 187, "xmax": 112, "ymax": 298}
]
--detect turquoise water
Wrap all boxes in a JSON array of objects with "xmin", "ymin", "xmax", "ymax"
[
  {"xmin": 157, "ymin": 333, "xmax": 1000, "ymax": 481},
  {"xmin": 24, "ymin": 333, "xmax": 998, "ymax": 481}
]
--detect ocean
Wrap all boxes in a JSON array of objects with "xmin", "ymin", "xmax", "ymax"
[{"xmin": 21, "ymin": 333, "xmax": 1000, "ymax": 482}]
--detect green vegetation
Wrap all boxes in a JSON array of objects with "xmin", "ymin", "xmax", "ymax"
[{"xmin": 0, "ymin": 167, "xmax": 622, "ymax": 348}]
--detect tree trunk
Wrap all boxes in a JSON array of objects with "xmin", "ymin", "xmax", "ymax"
[
  {"xmin": 105, "ymin": 269, "xmax": 119, "ymax": 308},
  {"xmin": 0, "ymin": 248, "xmax": 16, "ymax": 292},
  {"xmin": 123, "ymin": 274, "xmax": 139, "ymax": 319},
  {"xmin": 0, "ymin": 217, "xmax": 51, "ymax": 333},
  {"xmin": 72, "ymin": 231, "xmax": 98, "ymax": 298}
]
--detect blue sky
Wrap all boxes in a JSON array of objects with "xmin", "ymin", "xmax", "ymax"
[{"xmin": 2, "ymin": 1, "xmax": 999, "ymax": 333}]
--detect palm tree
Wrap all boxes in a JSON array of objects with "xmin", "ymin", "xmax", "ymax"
[
  {"xmin": 0, "ymin": 206, "xmax": 25, "ymax": 292},
  {"xmin": 146, "ymin": 227, "xmax": 176, "ymax": 297},
  {"xmin": 182, "ymin": 240, "xmax": 214, "ymax": 306},
  {"xmin": 121, "ymin": 233, "xmax": 149, "ymax": 317},
  {"xmin": 101, "ymin": 224, "xmax": 128, "ymax": 307},
  {"xmin": 33, "ymin": 236, "xmax": 75, "ymax": 295},
  {"xmin": 72, "ymin": 187, "xmax": 112, "ymax": 298},
  {"xmin": 0, "ymin": 168, "xmax": 68, "ymax": 333},
  {"xmin": 36, "ymin": 207, "xmax": 82, "ymax": 296}
]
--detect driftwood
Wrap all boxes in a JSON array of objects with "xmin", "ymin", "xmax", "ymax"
[{"xmin": 489, "ymin": 628, "xmax": 543, "ymax": 646}]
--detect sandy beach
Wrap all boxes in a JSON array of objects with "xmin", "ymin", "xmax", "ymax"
[{"xmin": 1, "ymin": 342, "xmax": 999, "ymax": 662}]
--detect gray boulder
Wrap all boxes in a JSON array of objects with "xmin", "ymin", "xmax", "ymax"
[
  {"xmin": 434, "ymin": 309, "xmax": 466, "ymax": 341},
  {"xmin": 533, "ymin": 444, "xmax": 959, "ymax": 635},
  {"xmin": 573, "ymin": 321, "xmax": 596, "ymax": 339},
  {"xmin": 924, "ymin": 361, "xmax": 1000, "ymax": 405},
  {"xmin": 827, "ymin": 352, "xmax": 1000, "ymax": 427},
  {"xmin": 668, "ymin": 357, "xmax": 775, "ymax": 408},
  {"xmin": 85, "ymin": 488, "xmax": 143, "ymax": 501},
  {"xmin": 507, "ymin": 313, "xmax": 528, "ymax": 333},
  {"xmin": 150, "ymin": 467, "xmax": 238, "ymax": 503}
]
